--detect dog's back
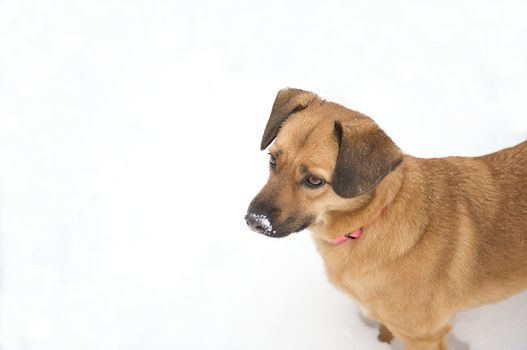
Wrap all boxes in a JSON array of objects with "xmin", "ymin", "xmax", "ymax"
[
  {"xmin": 416, "ymin": 140, "xmax": 527, "ymax": 308},
  {"xmin": 477, "ymin": 140, "xmax": 527, "ymax": 292}
]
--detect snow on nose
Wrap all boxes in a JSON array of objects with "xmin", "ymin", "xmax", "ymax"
[{"xmin": 245, "ymin": 213, "xmax": 275, "ymax": 235}]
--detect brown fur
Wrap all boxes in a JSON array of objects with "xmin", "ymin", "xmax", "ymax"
[{"xmin": 246, "ymin": 88, "xmax": 527, "ymax": 350}]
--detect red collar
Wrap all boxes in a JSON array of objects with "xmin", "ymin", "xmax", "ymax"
[
  {"xmin": 334, "ymin": 228, "xmax": 362, "ymax": 244},
  {"xmin": 331, "ymin": 202, "xmax": 392, "ymax": 244}
]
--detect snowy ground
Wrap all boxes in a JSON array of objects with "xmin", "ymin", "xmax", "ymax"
[{"xmin": 1, "ymin": 0, "xmax": 527, "ymax": 349}]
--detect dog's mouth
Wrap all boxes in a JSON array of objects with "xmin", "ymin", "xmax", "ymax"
[{"xmin": 245, "ymin": 213, "xmax": 313, "ymax": 238}]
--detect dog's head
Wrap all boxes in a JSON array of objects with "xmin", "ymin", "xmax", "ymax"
[{"xmin": 245, "ymin": 88, "xmax": 403, "ymax": 238}]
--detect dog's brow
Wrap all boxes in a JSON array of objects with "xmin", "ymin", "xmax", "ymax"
[
  {"xmin": 270, "ymin": 149, "xmax": 283, "ymax": 157},
  {"xmin": 301, "ymin": 164, "xmax": 331, "ymax": 182},
  {"xmin": 300, "ymin": 164, "xmax": 319, "ymax": 176}
]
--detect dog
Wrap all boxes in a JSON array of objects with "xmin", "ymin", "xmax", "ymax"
[{"xmin": 245, "ymin": 88, "xmax": 527, "ymax": 350}]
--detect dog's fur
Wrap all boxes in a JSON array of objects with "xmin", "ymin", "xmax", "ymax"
[{"xmin": 246, "ymin": 88, "xmax": 527, "ymax": 350}]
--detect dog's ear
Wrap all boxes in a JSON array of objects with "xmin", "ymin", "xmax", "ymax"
[
  {"xmin": 332, "ymin": 120, "xmax": 403, "ymax": 198},
  {"xmin": 260, "ymin": 88, "xmax": 318, "ymax": 150}
]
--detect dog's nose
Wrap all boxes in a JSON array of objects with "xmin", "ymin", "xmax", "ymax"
[
  {"xmin": 246, "ymin": 214, "xmax": 264, "ymax": 232},
  {"xmin": 245, "ymin": 214, "xmax": 272, "ymax": 234}
]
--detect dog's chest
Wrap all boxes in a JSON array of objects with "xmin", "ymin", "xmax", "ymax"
[{"xmin": 313, "ymin": 238, "xmax": 394, "ymax": 317}]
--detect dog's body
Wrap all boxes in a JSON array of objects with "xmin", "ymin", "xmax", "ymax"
[
  {"xmin": 313, "ymin": 146, "xmax": 527, "ymax": 348},
  {"xmin": 246, "ymin": 88, "xmax": 527, "ymax": 350}
]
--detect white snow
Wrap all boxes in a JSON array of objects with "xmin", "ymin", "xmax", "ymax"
[
  {"xmin": 1, "ymin": 0, "xmax": 527, "ymax": 349},
  {"xmin": 247, "ymin": 213, "xmax": 275, "ymax": 235}
]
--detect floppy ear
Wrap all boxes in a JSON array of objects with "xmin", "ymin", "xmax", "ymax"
[
  {"xmin": 332, "ymin": 120, "xmax": 403, "ymax": 198},
  {"xmin": 260, "ymin": 88, "xmax": 318, "ymax": 150}
]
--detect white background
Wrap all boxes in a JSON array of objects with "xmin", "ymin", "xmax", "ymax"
[{"xmin": 1, "ymin": 0, "xmax": 527, "ymax": 349}]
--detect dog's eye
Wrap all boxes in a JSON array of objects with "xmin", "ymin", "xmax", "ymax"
[
  {"xmin": 304, "ymin": 175, "xmax": 325, "ymax": 188},
  {"xmin": 269, "ymin": 154, "xmax": 277, "ymax": 169}
]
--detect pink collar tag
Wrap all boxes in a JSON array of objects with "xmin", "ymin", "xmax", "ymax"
[{"xmin": 334, "ymin": 228, "xmax": 362, "ymax": 244}]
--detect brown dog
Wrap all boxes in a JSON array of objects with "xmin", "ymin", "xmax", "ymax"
[{"xmin": 245, "ymin": 88, "xmax": 527, "ymax": 350}]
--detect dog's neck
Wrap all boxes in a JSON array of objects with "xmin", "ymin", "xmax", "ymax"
[
  {"xmin": 308, "ymin": 160, "xmax": 420, "ymax": 280},
  {"xmin": 311, "ymin": 158, "xmax": 432, "ymax": 276},
  {"xmin": 311, "ymin": 165, "xmax": 404, "ymax": 244}
]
